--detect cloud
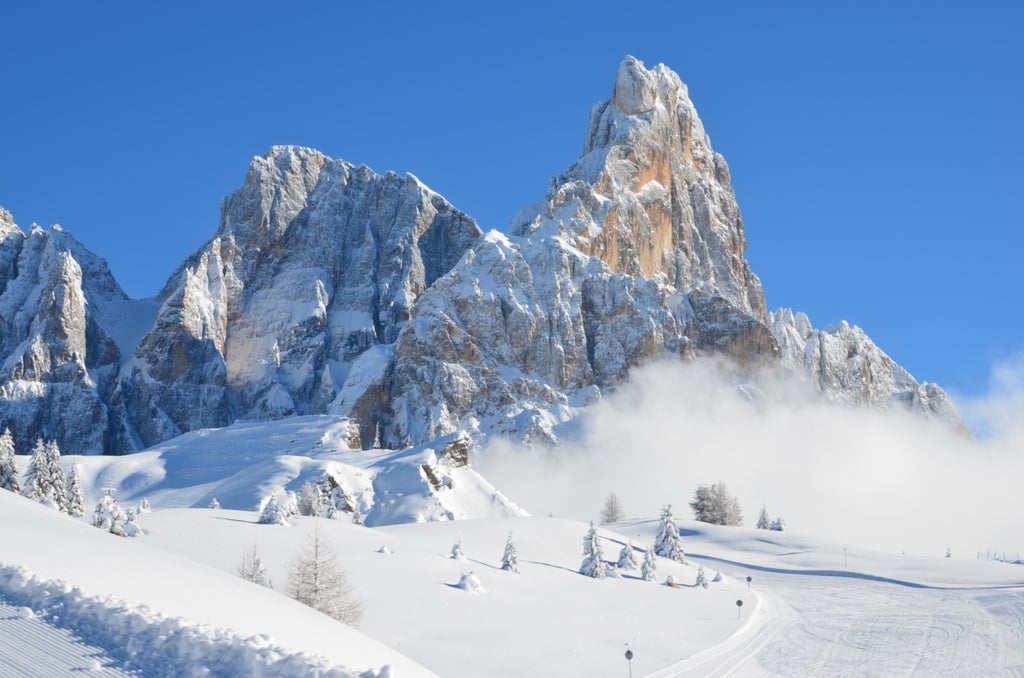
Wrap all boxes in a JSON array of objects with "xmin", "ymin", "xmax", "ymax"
[{"xmin": 478, "ymin": 359, "xmax": 1024, "ymax": 559}]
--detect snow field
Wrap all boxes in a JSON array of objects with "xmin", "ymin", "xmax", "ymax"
[
  {"xmin": 140, "ymin": 511, "xmax": 753, "ymax": 678},
  {"xmin": 0, "ymin": 490, "xmax": 437, "ymax": 677}
]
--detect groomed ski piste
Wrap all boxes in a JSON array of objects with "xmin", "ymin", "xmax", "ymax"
[{"xmin": 3, "ymin": 419, "xmax": 1024, "ymax": 677}]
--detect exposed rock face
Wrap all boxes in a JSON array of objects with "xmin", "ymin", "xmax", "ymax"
[
  {"xmin": 511, "ymin": 56, "xmax": 767, "ymax": 321},
  {"xmin": 769, "ymin": 309, "xmax": 964, "ymax": 426},
  {"xmin": 116, "ymin": 146, "xmax": 483, "ymax": 450},
  {"xmin": 0, "ymin": 57, "xmax": 965, "ymax": 455},
  {"xmin": 0, "ymin": 217, "xmax": 130, "ymax": 455}
]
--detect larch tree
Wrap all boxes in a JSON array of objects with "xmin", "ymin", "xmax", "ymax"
[
  {"xmin": 599, "ymin": 492, "xmax": 625, "ymax": 524},
  {"xmin": 287, "ymin": 522, "xmax": 362, "ymax": 624},
  {"xmin": 237, "ymin": 541, "xmax": 273, "ymax": 588},
  {"xmin": 654, "ymin": 504, "xmax": 686, "ymax": 563},
  {"xmin": 0, "ymin": 428, "xmax": 20, "ymax": 494},
  {"xmin": 579, "ymin": 522, "xmax": 607, "ymax": 579},
  {"xmin": 690, "ymin": 482, "xmax": 743, "ymax": 526}
]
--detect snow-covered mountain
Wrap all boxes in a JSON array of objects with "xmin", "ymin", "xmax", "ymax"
[{"xmin": 0, "ymin": 57, "xmax": 962, "ymax": 456}]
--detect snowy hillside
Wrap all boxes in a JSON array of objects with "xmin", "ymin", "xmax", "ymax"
[
  {"xmin": 3, "ymin": 484, "xmax": 1022, "ymax": 677},
  {"xmin": 54, "ymin": 415, "xmax": 525, "ymax": 525},
  {"xmin": 0, "ymin": 490, "xmax": 435, "ymax": 677}
]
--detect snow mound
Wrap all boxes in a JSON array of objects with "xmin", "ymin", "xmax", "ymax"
[
  {"xmin": 0, "ymin": 564, "xmax": 372, "ymax": 678},
  {"xmin": 62, "ymin": 417, "xmax": 526, "ymax": 526},
  {"xmin": 455, "ymin": 571, "xmax": 485, "ymax": 594}
]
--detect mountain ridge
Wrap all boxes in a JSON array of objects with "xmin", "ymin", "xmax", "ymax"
[{"xmin": 0, "ymin": 57, "xmax": 962, "ymax": 455}]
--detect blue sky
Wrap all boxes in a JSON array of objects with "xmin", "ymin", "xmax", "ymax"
[{"xmin": 1, "ymin": 2, "xmax": 1020, "ymax": 399}]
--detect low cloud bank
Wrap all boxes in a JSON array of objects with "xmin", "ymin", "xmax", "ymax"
[{"xmin": 479, "ymin": 357, "xmax": 1024, "ymax": 559}]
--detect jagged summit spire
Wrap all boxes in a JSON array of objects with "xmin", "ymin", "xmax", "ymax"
[
  {"xmin": 513, "ymin": 55, "xmax": 768, "ymax": 321},
  {"xmin": 612, "ymin": 55, "xmax": 684, "ymax": 115}
]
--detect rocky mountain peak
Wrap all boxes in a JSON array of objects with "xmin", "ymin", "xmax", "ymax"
[
  {"xmin": 512, "ymin": 57, "xmax": 767, "ymax": 321},
  {"xmin": 0, "ymin": 206, "xmax": 17, "ymax": 234},
  {"xmin": 0, "ymin": 59, "xmax": 966, "ymax": 456}
]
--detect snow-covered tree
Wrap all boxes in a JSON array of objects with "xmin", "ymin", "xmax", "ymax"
[
  {"xmin": 209, "ymin": 497, "xmax": 221, "ymax": 509},
  {"xmin": 617, "ymin": 542, "xmax": 639, "ymax": 570},
  {"xmin": 0, "ymin": 428, "xmax": 20, "ymax": 494},
  {"xmin": 238, "ymin": 542, "xmax": 273, "ymax": 588},
  {"xmin": 500, "ymin": 532, "xmax": 519, "ymax": 573},
  {"xmin": 641, "ymin": 546, "xmax": 658, "ymax": 582},
  {"xmin": 695, "ymin": 565, "xmax": 709, "ymax": 589},
  {"xmin": 599, "ymin": 492, "xmax": 625, "ymax": 524},
  {"xmin": 283, "ymin": 491, "xmax": 299, "ymax": 517},
  {"xmin": 756, "ymin": 505, "xmax": 771, "ymax": 530},
  {"xmin": 451, "ymin": 540, "xmax": 466, "ymax": 561},
  {"xmin": 579, "ymin": 522, "xmax": 607, "ymax": 579},
  {"xmin": 123, "ymin": 506, "xmax": 144, "ymax": 537},
  {"xmin": 690, "ymin": 482, "xmax": 743, "ymax": 526},
  {"xmin": 325, "ymin": 485, "xmax": 354, "ymax": 520},
  {"xmin": 137, "ymin": 497, "xmax": 152, "ymax": 513},
  {"xmin": 44, "ymin": 440, "xmax": 68, "ymax": 514},
  {"xmin": 66, "ymin": 465, "xmax": 85, "ymax": 517},
  {"xmin": 21, "ymin": 439, "xmax": 49, "ymax": 503},
  {"xmin": 297, "ymin": 480, "xmax": 321, "ymax": 516},
  {"xmin": 288, "ymin": 523, "xmax": 362, "ymax": 624},
  {"xmin": 770, "ymin": 517, "xmax": 785, "ymax": 532},
  {"xmin": 654, "ymin": 505, "xmax": 686, "ymax": 563},
  {"xmin": 92, "ymin": 485, "xmax": 127, "ymax": 537},
  {"xmin": 258, "ymin": 495, "xmax": 289, "ymax": 525}
]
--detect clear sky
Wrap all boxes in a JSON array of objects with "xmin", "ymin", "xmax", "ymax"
[{"xmin": 2, "ymin": 2, "xmax": 1020, "ymax": 400}]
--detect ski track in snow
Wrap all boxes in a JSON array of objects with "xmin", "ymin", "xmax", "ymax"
[
  {"xmin": 667, "ymin": 563, "xmax": 1024, "ymax": 677},
  {"xmin": 0, "ymin": 595, "xmax": 136, "ymax": 677}
]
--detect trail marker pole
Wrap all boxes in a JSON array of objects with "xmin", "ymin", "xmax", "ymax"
[
  {"xmin": 736, "ymin": 599, "xmax": 744, "ymax": 619},
  {"xmin": 746, "ymin": 575, "xmax": 752, "ymax": 590},
  {"xmin": 624, "ymin": 645, "xmax": 634, "ymax": 678}
]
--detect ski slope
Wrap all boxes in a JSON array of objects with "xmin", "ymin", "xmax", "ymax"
[{"xmin": 3, "ymin": 461, "xmax": 1023, "ymax": 676}]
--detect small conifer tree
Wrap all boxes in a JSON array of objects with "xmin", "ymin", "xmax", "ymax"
[
  {"xmin": 756, "ymin": 505, "xmax": 771, "ymax": 530},
  {"xmin": 123, "ymin": 506, "xmax": 144, "ymax": 537},
  {"xmin": 451, "ymin": 540, "xmax": 466, "ymax": 561},
  {"xmin": 579, "ymin": 522, "xmax": 607, "ymax": 579},
  {"xmin": 500, "ymin": 532, "xmax": 520, "ymax": 573},
  {"xmin": 258, "ymin": 495, "xmax": 289, "ymax": 525},
  {"xmin": 22, "ymin": 439, "xmax": 49, "ymax": 503},
  {"xmin": 641, "ymin": 546, "xmax": 658, "ymax": 582},
  {"xmin": 209, "ymin": 497, "xmax": 221, "ymax": 509},
  {"xmin": 92, "ymin": 485, "xmax": 127, "ymax": 537},
  {"xmin": 654, "ymin": 505, "xmax": 686, "ymax": 563},
  {"xmin": 44, "ymin": 440, "xmax": 68, "ymax": 514},
  {"xmin": 66, "ymin": 465, "xmax": 85, "ymax": 517},
  {"xmin": 617, "ymin": 542, "xmax": 639, "ymax": 570},
  {"xmin": 0, "ymin": 428, "xmax": 20, "ymax": 494},
  {"xmin": 297, "ymin": 480, "xmax": 320, "ymax": 516},
  {"xmin": 695, "ymin": 565, "xmax": 709, "ymax": 589}
]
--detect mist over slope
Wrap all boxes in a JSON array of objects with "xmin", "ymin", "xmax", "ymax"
[{"xmin": 479, "ymin": 358, "xmax": 1024, "ymax": 559}]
